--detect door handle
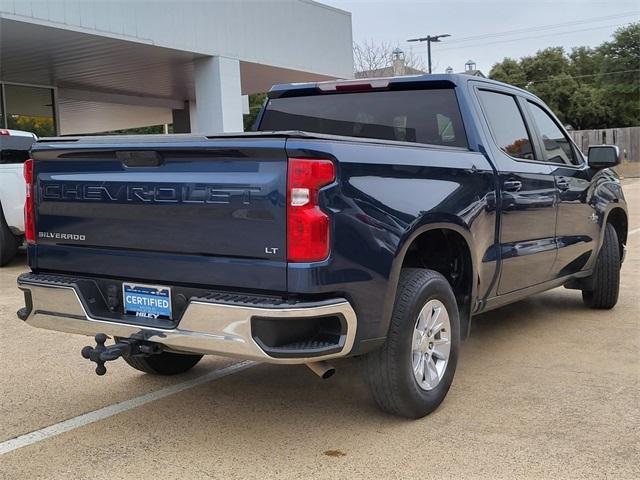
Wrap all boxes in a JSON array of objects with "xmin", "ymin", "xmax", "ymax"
[
  {"xmin": 556, "ymin": 177, "xmax": 570, "ymax": 191},
  {"xmin": 503, "ymin": 180, "xmax": 522, "ymax": 192}
]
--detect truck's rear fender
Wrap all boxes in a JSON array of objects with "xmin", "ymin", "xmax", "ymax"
[
  {"xmin": 387, "ymin": 218, "xmax": 478, "ymax": 338},
  {"xmin": 591, "ymin": 170, "xmax": 628, "ymax": 266},
  {"xmin": 285, "ymin": 139, "xmax": 497, "ymax": 354}
]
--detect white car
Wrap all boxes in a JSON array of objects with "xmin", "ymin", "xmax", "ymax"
[{"xmin": 0, "ymin": 129, "xmax": 37, "ymax": 266}]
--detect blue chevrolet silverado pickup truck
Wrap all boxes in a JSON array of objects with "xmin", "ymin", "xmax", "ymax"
[{"xmin": 17, "ymin": 74, "xmax": 627, "ymax": 418}]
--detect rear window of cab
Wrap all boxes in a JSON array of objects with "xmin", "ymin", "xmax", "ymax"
[{"xmin": 259, "ymin": 88, "xmax": 468, "ymax": 148}]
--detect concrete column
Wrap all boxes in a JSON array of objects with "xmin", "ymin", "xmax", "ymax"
[
  {"xmin": 188, "ymin": 100, "xmax": 198, "ymax": 133},
  {"xmin": 193, "ymin": 56, "xmax": 243, "ymax": 134}
]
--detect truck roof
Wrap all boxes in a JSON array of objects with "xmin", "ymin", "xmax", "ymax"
[
  {"xmin": 268, "ymin": 73, "xmax": 528, "ymax": 98},
  {"xmin": 0, "ymin": 128, "xmax": 38, "ymax": 139},
  {"xmin": 0, "ymin": 128, "xmax": 37, "ymax": 150}
]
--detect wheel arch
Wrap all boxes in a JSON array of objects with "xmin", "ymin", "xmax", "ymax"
[
  {"xmin": 605, "ymin": 207, "xmax": 628, "ymax": 262},
  {"xmin": 384, "ymin": 219, "xmax": 478, "ymax": 341}
]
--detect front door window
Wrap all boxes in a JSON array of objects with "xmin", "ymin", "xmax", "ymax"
[{"xmin": 527, "ymin": 101, "xmax": 579, "ymax": 165}]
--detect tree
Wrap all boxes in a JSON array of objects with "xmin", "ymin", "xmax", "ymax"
[
  {"xmin": 7, "ymin": 115, "xmax": 55, "ymax": 137},
  {"xmin": 488, "ymin": 23, "xmax": 640, "ymax": 129},
  {"xmin": 488, "ymin": 58, "xmax": 526, "ymax": 87},
  {"xmin": 243, "ymin": 92, "xmax": 267, "ymax": 131},
  {"xmin": 354, "ymin": 40, "xmax": 390, "ymax": 74},
  {"xmin": 598, "ymin": 23, "xmax": 640, "ymax": 127},
  {"xmin": 353, "ymin": 40, "xmax": 425, "ymax": 76},
  {"xmin": 528, "ymin": 73, "xmax": 578, "ymax": 124},
  {"xmin": 568, "ymin": 46, "xmax": 603, "ymax": 82},
  {"xmin": 567, "ymin": 85, "xmax": 611, "ymax": 129},
  {"xmin": 101, "ymin": 125, "xmax": 169, "ymax": 135},
  {"xmin": 520, "ymin": 47, "xmax": 569, "ymax": 83}
]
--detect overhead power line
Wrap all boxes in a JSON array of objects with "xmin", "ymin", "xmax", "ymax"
[
  {"xmin": 433, "ymin": 23, "xmax": 631, "ymax": 52},
  {"xmin": 530, "ymin": 69, "xmax": 640, "ymax": 84},
  {"xmin": 439, "ymin": 11, "xmax": 638, "ymax": 45}
]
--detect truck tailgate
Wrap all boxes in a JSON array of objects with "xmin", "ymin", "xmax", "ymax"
[{"xmin": 31, "ymin": 137, "xmax": 288, "ymax": 291}]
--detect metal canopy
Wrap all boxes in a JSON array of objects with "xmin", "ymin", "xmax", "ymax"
[
  {"xmin": 1, "ymin": 18, "xmax": 199, "ymax": 100},
  {"xmin": 0, "ymin": 18, "xmax": 336, "ymax": 101}
]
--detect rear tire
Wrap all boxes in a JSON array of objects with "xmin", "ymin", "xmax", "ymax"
[
  {"xmin": 363, "ymin": 268, "xmax": 460, "ymax": 419},
  {"xmin": 582, "ymin": 223, "xmax": 621, "ymax": 309},
  {"xmin": 0, "ymin": 208, "xmax": 19, "ymax": 267},
  {"xmin": 123, "ymin": 351, "xmax": 203, "ymax": 375}
]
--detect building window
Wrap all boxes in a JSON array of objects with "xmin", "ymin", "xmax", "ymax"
[
  {"xmin": 2, "ymin": 84, "xmax": 56, "ymax": 137},
  {"xmin": 0, "ymin": 87, "xmax": 4, "ymax": 128}
]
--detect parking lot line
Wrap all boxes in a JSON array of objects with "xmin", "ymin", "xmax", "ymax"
[
  {"xmin": 0, "ymin": 360, "xmax": 255, "ymax": 456},
  {"xmin": 628, "ymin": 226, "xmax": 640, "ymax": 236}
]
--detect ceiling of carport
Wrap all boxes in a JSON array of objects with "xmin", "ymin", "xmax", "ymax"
[{"xmin": 0, "ymin": 18, "xmax": 335, "ymax": 101}]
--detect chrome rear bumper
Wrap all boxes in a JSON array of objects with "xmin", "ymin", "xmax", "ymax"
[{"xmin": 17, "ymin": 274, "xmax": 357, "ymax": 364}]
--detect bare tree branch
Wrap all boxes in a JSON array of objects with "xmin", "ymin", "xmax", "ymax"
[
  {"xmin": 403, "ymin": 49, "xmax": 426, "ymax": 72},
  {"xmin": 354, "ymin": 40, "xmax": 426, "ymax": 77},
  {"xmin": 353, "ymin": 40, "xmax": 391, "ymax": 73}
]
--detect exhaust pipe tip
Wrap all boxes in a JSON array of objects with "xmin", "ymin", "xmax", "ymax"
[
  {"xmin": 306, "ymin": 361, "xmax": 336, "ymax": 379},
  {"xmin": 320, "ymin": 367, "xmax": 336, "ymax": 379}
]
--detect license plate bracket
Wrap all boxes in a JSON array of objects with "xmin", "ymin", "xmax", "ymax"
[{"xmin": 122, "ymin": 282, "xmax": 172, "ymax": 320}]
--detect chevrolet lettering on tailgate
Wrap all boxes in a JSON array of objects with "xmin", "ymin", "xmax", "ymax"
[{"xmin": 40, "ymin": 182, "xmax": 259, "ymax": 205}]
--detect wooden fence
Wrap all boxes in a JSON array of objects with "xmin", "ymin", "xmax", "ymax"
[{"xmin": 569, "ymin": 126, "xmax": 640, "ymax": 177}]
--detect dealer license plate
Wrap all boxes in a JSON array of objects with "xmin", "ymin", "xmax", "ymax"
[{"xmin": 122, "ymin": 282, "xmax": 172, "ymax": 319}]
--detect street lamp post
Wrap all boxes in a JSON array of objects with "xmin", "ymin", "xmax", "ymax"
[{"xmin": 407, "ymin": 34, "xmax": 451, "ymax": 74}]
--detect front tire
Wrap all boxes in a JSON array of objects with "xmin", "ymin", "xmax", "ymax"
[
  {"xmin": 0, "ymin": 208, "xmax": 19, "ymax": 267},
  {"xmin": 582, "ymin": 223, "xmax": 621, "ymax": 309},
  {"xmin": 123, "ymin": 351, "xmax": 203, "ymax": 375},
  {"xmin": 364, "ymin": 268, "xmax": 460, "ymax": 418}
]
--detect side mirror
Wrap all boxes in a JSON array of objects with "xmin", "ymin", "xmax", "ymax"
[{"xmin": 588, "ymin": 145, "xmax": 620, "ymax": 169}]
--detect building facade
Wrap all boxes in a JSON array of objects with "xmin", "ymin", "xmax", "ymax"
[{"xmin": 0, "ymin": 0, "xmax": 353, "ymax": 136}]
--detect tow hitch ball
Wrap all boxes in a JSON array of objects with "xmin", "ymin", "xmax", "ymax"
[{"xmin": 81, "ymin": 333, "xmax": 160, "ymax": 376}]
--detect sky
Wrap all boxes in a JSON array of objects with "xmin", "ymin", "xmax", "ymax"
[{"xmin": 322, "ymin": 0, "xmax": 639, "ymax": 74}]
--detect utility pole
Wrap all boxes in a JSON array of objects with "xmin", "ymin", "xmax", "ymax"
[{"xmin": 407, "ymin": 34, "xmax": 451, "ymax": 74}]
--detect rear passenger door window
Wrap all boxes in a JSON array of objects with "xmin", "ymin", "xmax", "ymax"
[
  {"xmin": 527, "ymin": 101, "xmax": 580, "ymax": 165},
  {"xmin": 477, "ymin": 90, "xmax": 534, "ymax": 161}
]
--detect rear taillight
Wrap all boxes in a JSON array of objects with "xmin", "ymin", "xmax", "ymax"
[
  {"xmin": 24, "ymin": 159, "xmax": 35, "ymax": 244},
  {"xmin": 287, "ymin": 158, "xmax": 335, "ymax": 262}
]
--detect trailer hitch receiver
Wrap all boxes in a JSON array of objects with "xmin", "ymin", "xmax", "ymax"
[{"xmin": 81, "ymin": 333, "xmax": 160, "ymax": 375}]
